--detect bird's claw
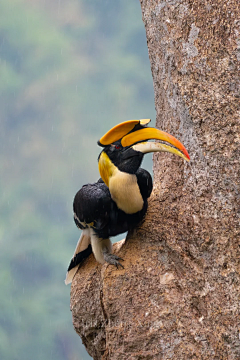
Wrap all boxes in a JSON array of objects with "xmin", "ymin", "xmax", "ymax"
[{"xmin": 103, "ymin": 251, "xmax": 124, "ymax": 269}]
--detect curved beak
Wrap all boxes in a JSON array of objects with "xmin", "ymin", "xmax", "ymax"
[
  {"xmin": 121, "ymin": 127, "xmax": 190, "ymax": 161},
  {"xmin": 132, "ymin": 142, "xmax": 190, "ymax": 162}
]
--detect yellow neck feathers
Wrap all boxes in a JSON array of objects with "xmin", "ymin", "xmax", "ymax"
[
  {"xmin": 98, "ymin": 152, "xmax": 116, "ymax": 188},
  {"xmin": 98, "ymin": 152, "xmax": 144, "ymax": 214}
]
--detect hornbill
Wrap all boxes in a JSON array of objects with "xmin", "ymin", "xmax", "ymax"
[{"xmin": 65, "ymin": 119, "xmax": 190, "ymax": 284}]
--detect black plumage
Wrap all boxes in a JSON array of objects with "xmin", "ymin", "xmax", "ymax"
[
  {"xmin": 67, "ymin": 168, "xmax": 152, "ymax": 274},
  {"xmin": 73, "ymin": 170, "xmax": 152, "ymax": 239}
]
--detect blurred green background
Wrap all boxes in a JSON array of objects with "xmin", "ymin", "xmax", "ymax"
[{"xmin": 0, "ymin": 0, "xmax": 155, "ymax": 359}]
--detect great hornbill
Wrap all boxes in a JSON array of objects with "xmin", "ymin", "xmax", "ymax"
[{"xmin": 65, "ymin": 119, "xmax": 190, "ymax": 284}]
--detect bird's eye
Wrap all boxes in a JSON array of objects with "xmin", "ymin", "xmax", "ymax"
[{"xmin": 115, "ymin": 145, "xmax": 120, "ymax": 150}]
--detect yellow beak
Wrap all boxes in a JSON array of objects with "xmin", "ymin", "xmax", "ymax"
[
  {"xmin": 98, "ymin": 119, "xmax": 190, "ymax": 161},
  {"xmin": 132, "ymin": 142, "xmax": 190, "ymax": 162},
  {"xmin": 122, "ymin": 127, "xmax": 190, "ymax": 161}
]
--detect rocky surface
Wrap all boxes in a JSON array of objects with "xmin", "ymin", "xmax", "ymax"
[{"xmin": 70, "ymin": 1, "xmax": 240, "ymax": 358}]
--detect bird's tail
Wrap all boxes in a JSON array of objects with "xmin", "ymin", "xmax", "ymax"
[{"xmin": 65, "ymin": 229, "xmax": 92, "ymax": 285}]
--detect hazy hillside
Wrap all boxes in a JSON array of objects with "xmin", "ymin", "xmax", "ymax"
[{"xmin": 0, "ymin": 0, "xmax": 155, "ymax": 359}]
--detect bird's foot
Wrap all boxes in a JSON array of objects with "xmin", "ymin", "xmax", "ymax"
[{"xmin": 103, "ymin": 249, "xmax": 124, "ymax": 269}]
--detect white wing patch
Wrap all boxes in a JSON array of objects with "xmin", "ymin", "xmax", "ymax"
[{"xmin": 65, "ymin": 229, "xmax": 91, "ymax": 285}]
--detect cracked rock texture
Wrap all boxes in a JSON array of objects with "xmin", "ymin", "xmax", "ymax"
[{"xmin": 70, "ymin": 0, "xmax": 240, "ymax": 358}]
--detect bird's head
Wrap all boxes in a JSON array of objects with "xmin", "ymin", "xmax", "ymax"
[{"xmin": 97, "ymin": 119, "xmax": 190, "ymax": 187}]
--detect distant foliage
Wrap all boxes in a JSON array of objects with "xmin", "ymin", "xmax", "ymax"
[{"xmin": 0, "ymin": 0, "xmax": 154, "ymax": 359}]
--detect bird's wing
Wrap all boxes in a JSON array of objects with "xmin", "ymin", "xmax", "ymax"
[
  {"xmin": 136, "ymin": 168, "xmax": 153, "ymax": 199},
  {"xmin": 73, "ymin": 180, "xmax": 112, "ymax": 231},
  {"xmin": 65, "ymin": 229, "xmax": 91, "ymax": 285},
  {"xmin": 65, "ymin": 181, "xmax": 112, "ymax": 285}
]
